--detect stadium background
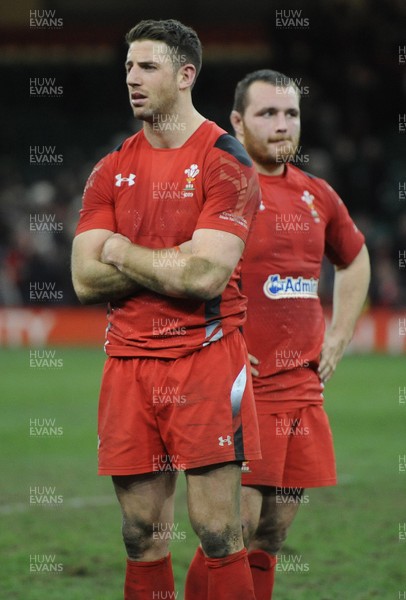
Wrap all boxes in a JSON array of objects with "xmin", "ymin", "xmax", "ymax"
[{"xmin": 0, "ymin": 0, "xmax": 405, "ymax": 598}]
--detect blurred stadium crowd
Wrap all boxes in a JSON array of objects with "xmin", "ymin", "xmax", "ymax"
[{"xmin": 0, "ymin": 0, "xmax": 404, "ymax": 307}]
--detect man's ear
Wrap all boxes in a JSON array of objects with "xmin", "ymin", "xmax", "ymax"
[
  {"xmin": 230, "ymin": 109, "xmax": 244, "ymax": 138},
  {"xmin": 178, "ymin": 63, "xmax": 196, "ymax": 90}
]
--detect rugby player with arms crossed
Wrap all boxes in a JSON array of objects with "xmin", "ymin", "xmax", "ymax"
[{"xmin": 72, "ymin": 21, "xmax": 262, "ymax": 599}]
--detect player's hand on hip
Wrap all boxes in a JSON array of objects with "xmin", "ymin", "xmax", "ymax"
[
  {"xmin": 248, "ymin": 353, "xmax": 260, "ymax": 377},
  {"xmin": 101, "ymin": 233, "xmax": 131, "ymax": 266}
]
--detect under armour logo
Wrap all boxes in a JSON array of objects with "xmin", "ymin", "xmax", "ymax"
[
  {"xmin": 115, "ymin": 173, "xmax": 136, "ymax": 187},
  {"xmin": 218, "ymin": 435, "xmax": 232, "ymax": 447}
]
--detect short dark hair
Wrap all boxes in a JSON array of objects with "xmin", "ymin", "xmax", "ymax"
[
  {"xmin": 233, "ymin": 69, "xmax": 301, "ymax": 114},
  {"xmin": 125, "ymin": 19, "xmax": 202, "ymax": 81}
]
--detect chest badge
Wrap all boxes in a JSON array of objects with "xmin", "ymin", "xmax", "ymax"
[
  {"xmin": 301, "ymin": 190, "xmax": 320, "ymax": 223},
  {"xmin": 182, "ymin": 164, "xmax": 199, "ymax": 198}
]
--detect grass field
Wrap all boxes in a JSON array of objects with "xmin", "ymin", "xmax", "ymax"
[{"xmin": 0, "ymin": 348, "xmax": 404, "ymax": 599}]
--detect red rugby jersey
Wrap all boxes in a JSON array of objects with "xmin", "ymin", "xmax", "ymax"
[
  {"xmin": 241, "ymin": 163, "xmax": 364, "ymax": 409},
  {"xmin": 75, "ymin": 120, "xmax": 260, "ymax": 357}
]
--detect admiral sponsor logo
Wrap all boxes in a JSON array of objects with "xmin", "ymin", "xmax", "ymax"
[
  {"xmin": 241, "ymin": 461, "xmax": 251, "ymax": 473},
  {"xmin": 263, "ymin": 274, "xmax": 318, "ymax": 299}
]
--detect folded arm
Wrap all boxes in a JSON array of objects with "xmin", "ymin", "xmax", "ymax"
[
  {"xmin": 71, "ymin": 229, "xmax": 143, "ymax": 304},
  {"xmin": 100, "ymin": 228, "xmax": 244, "ymax": 301},
  {"xmin": 72, "ymin": 228, "xmax": 243, "ymax": 304}
]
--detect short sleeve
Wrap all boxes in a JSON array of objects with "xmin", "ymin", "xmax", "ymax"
[
  {"xmin": 195, "ymin": 136, "xmax": 261, "ymax": 243},
  {"xmin": 322, "ymin": 181, "xmax": 365, "ymax": 267},
  {"xmin": 75, "ymin": 153, "xmax": 117, "ymax": 236}
]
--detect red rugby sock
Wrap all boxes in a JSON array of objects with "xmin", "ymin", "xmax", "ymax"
[
  {"xmin": 124, "ymin": 554, "xmax": 175, "ymax": 599},
  {"xmin": 248, "ymin": 550, "xmax": 277, "ymax": 600},
  {"xmin": 206, "ymin": 547, "xmax": 256, "ymax": 600},
  {"xmin": 184, "ymin": 546, "xmax": 208, "ymax": 600}
]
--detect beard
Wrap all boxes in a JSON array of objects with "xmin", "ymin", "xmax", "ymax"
[
  {"xmin": 243, "ymin": 126, "xmax": 300, "ymax": 168},
  {"xmin": 130, "ymin": 79, "xmax": 179, "ymax": 126}
]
